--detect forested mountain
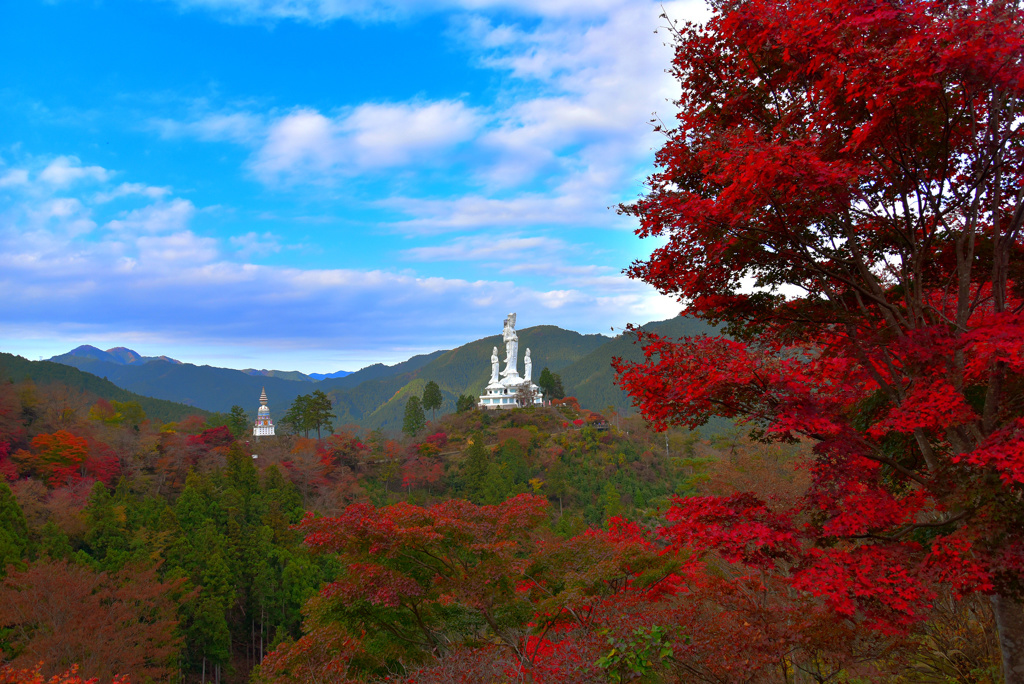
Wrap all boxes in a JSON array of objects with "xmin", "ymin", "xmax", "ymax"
[
  {"xmin": 39, "ymin": 358, "xmax": 315, "ymax": 417},
  {"xmin": 317, "ymin": 350, "xmax": 449, "ymax": 391},
  {"xmin": 322, "ymin": 325, "xmax": 610, "ymax": 432},
  {"xmin": 559, "ymin": 316, "xmax": 720, "ymax": 412},
  {"xmin": 0, "ymin": 353, "xmax": 210, "ymax": 423},
  {"xmin": 39, "ymin": 318, "xmax": 717, "ymax": 432}
]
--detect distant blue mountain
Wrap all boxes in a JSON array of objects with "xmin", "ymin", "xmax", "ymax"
[
  {"xmin": 308, "ymin": 370, "xmax": 353, "ymax": 380},
  {"xmin": 52, "ymin": 345, "xmax": 182, "ymax": 366}
]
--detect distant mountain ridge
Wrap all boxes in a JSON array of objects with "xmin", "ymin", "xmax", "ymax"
[
  {"xmin": 242, "ymin": 369, "xmax": 317, "ymax": 382},
  {"xmin": 53, "ymin": 345, "xmax": 183, "ymax": 366},
  {"xmin": 308, "ymin": 370, "xmax": 353, "ymax": 381},
  {"xmin": 41, "ymin": 316, "xmax": 716, "ymax": 433},
  {"xmin": 51, "ymin": 346, "xmax": 353, "ymax": 385}
]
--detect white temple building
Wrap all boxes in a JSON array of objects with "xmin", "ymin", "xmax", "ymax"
[
  {"xmin": 253, "ymin": 387, "xmax": 275, "ymax": 437},
  {"xmin": 479, "ymin": 313, "xmax": 545, "ymax": 409}
]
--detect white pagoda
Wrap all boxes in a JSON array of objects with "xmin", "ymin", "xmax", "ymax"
[
  {"xmin": 253, "ymin": 387, "xmax": 275, "ymax": 437},
  {"xmin": 478, "ymin": 313, "xmax": 544, "ymax": 410}
]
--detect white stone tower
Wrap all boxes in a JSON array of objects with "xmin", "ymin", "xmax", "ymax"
[{"xmin": 253, "ymin": 387, "xmax": 275, "ymax": 437}]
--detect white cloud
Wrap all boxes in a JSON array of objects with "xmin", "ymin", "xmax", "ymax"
[
  {"xmin": 38, "ymin": 156, "xmax": 112, "ymax": 187},
  {"xmin": 403, "ymin": 234, "xmax": 568, "ymax": 261},
  {"xmin": 166, "ymin": 0, "xmax": 631, "ymax": 23},
  {"xmin": 105, "ymin": 198, "xmax": 197, "ymax": 234},
  {"xmin": 150, "ymin": 110, "xmax": 265, "ymax": 144},
  {"xmin": 382, "ymin": 190, "xmax": 623, "ymax": 233},
  {"xmin": 94, "ymin": 182, "xmax": 172, "ymax": 203},
  {"xmin": 250, "ymin": 100, "xmax": 483, "ymax": 181},
  {"xmin": 23, "ymin": 198, "xmax": 98, "ymax": 237},
  {"xmin": 0, "ymin": 169, "xmax": 29, "ymax": 188},
  {"xmin": 136, "ymin": 231, "xmax": 220, "ymax": 263},
  {"xmin": 230, "ymin": 231, "xmax": 282, "ymax": 257}
]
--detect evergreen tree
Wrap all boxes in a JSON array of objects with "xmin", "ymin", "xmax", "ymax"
[
  {"xmin": 421, "ymin": 381, "xmax": 443, "ymax": 422},
  {"xmin": 461, "ymin": 434, "xmax": 489, "ymax": 503},
  {"xmin": 402, "ymin": 396, "xmax": 425, "ymax": 437},
  {"xmin": 455, "ymin": 394, "xmax": 477, "ymax": 413},
  {"xmin": 227, "ymin": 405, "xmax": 249, "ymax": 439},
  {"xmin": 537, "ymin": 368, "xmax": 565, "ymax": 400},
  {"xmin": 282, "ymin": 394, "xmax": 309, "ymax": 436},
  {"xmin": 0, "ymin": 481, "xmax": 29, "ymax": 576},
  {"xmin": 601, "ymin": 481, "xmax": 623, "ymax": 520},
  {"xmin": 307, "ymin": 390, "xmax": 336, "ymax": 439},
  {"xmin": 83, "ymin": 481, "xmax": 133, "ymax": 572},
  {"xmin": 550, "ymin": 373, "xmax": 566, "ymax": 400}
]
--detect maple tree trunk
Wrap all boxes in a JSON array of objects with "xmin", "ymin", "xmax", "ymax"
[{"xmin": 993, "ymin": 593, "xmax": 1024, "ymax": 684}]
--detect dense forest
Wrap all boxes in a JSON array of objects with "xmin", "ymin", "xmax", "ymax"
[{"xmin": 0, "ymin": 371, "xmax": 1007, "ymax": 683}]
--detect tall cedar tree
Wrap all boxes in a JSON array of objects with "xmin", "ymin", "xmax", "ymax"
[
  {"xmin": 282, "ymin": 394, "xmax": 311, "ymax": 437},
  {"xmin": 455, "ymin": 394, "xmax": 477, "ymax": 413},
  {"xmin": 421, "ymin": 381, "xmax": 443, "ymax": 422},
  {"xmin": 614, "ymin": 0, "xmax": 1024, "ymax": 679},
  {"xmin": 0, "ymin": 482, "xmax": 29, "ymax": 576},
  {"xmin": 227, "ymin": 405, "xmax": 249, "ymax": 438},
  {"xmin": 537, "ymin": 368, "xmax": 565, "ymax": 400},
  {"xmin": 308, "ymin": 390, "xmax": 336, "ymax": 440},
  {"xmin": 402, "ymin": 396, "xmax": 426, "ymax": 437}
]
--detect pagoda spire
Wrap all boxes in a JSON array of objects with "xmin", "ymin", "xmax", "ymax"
[{"xmin": 260, "ymin": 387, "xmax": 268, "ymax": 406}]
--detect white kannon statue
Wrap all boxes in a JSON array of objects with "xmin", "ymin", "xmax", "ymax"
[
  {"xmin": 500, "ymin": 313, "xmax": 519, "ymax": 377},
  {"xmin": 524, "ymin": 348, "xmax": 532, "ymax": 382},
  {"xmin": 490, "ymin": 346, "xmax": 500, "ymax": 384}
]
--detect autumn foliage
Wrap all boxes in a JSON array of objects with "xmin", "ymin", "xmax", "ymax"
[
  {"xmin": 0, "ymin": 560, "xmax": 182, "ymax": 682},
  {"xmin": 614, "ymin": 0, "xmax": 1024, "ymax": 677}
]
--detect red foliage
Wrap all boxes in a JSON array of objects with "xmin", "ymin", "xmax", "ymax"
[
  {"xmin": 0, "ymin": 664, "xmax": 129, "ymax": 684},
  {"xmin": 317, "ymin": 433, "xmax": 369, "ymax": 480},
  {"xmin": 0, "ymin": 442, "xmax": 16, "ymax": 482},
  {"xmin": 422, "ymin": 431, "xmax": 448, "ymax": 449},
  {"xmin": 9, "ymin": 431, "xmax": 121, "ymax": 488},
  {"xmin": 614, "ymin": 0, "xmax": 1024, "ymax": 647},
  {"xmin": 0, "ymin": 560, "xmax": 184, "ymax": 682},
  {"xmin": 551, "ymin": 397, "xmax": 581, "ymax": 412},
  {"xmin": 186, "ymin": 425, "xmax": 233, "ymax": 449}
]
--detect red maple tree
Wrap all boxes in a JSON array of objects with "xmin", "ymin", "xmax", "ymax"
[{"xmin": 614, "ymin": 0, "xmax": 1024, "ymax": 679}]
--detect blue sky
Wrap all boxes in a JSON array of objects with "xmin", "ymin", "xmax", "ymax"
[{"xmin": 1, "ymin": 0, "xmax": 707, "ymax": 373}]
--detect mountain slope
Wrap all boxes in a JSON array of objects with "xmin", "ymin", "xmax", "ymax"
[
  {"xmin": 0, "ymin": 353, "xmax": 211, "ymax": 423},
  {"xmin": 336, "ymin": 325, "xmax": 612, "ymax": 432},
  {"xmin": 559, "ymin": 316, "xmax": 721, "ymax": 413},
  {"xmin": 317, "ymin": 351, "xmax": 449, "ymax": 392},
  {"xmin": 42, "ymin": 359, "xmax": 323, "ymax": 416},
  {"xmin": 242, "ymin": 369, "xmax": 315, "ymax": 382}
]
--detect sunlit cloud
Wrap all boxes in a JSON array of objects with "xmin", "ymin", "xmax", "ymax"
[
  {"xmin": 105, "ymin": 199, "xmax": 197, "ymax": 234},
  {"xmin": 38, "ymin": 156, "xmax": 112, "ymax": 187}
]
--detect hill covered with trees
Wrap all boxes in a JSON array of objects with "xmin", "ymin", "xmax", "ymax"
[
  {"xmin": 0, "ymin": 353, "xmax": 212, "ymax": 424},
  {"xmin": 0, "ymin": 375, "xmax": 1004, "ymax": 683}
]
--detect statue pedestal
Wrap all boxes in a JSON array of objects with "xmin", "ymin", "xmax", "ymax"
[{"xmin": 479, "ymin": 372, "xmax": 543, "ymax": 410}]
